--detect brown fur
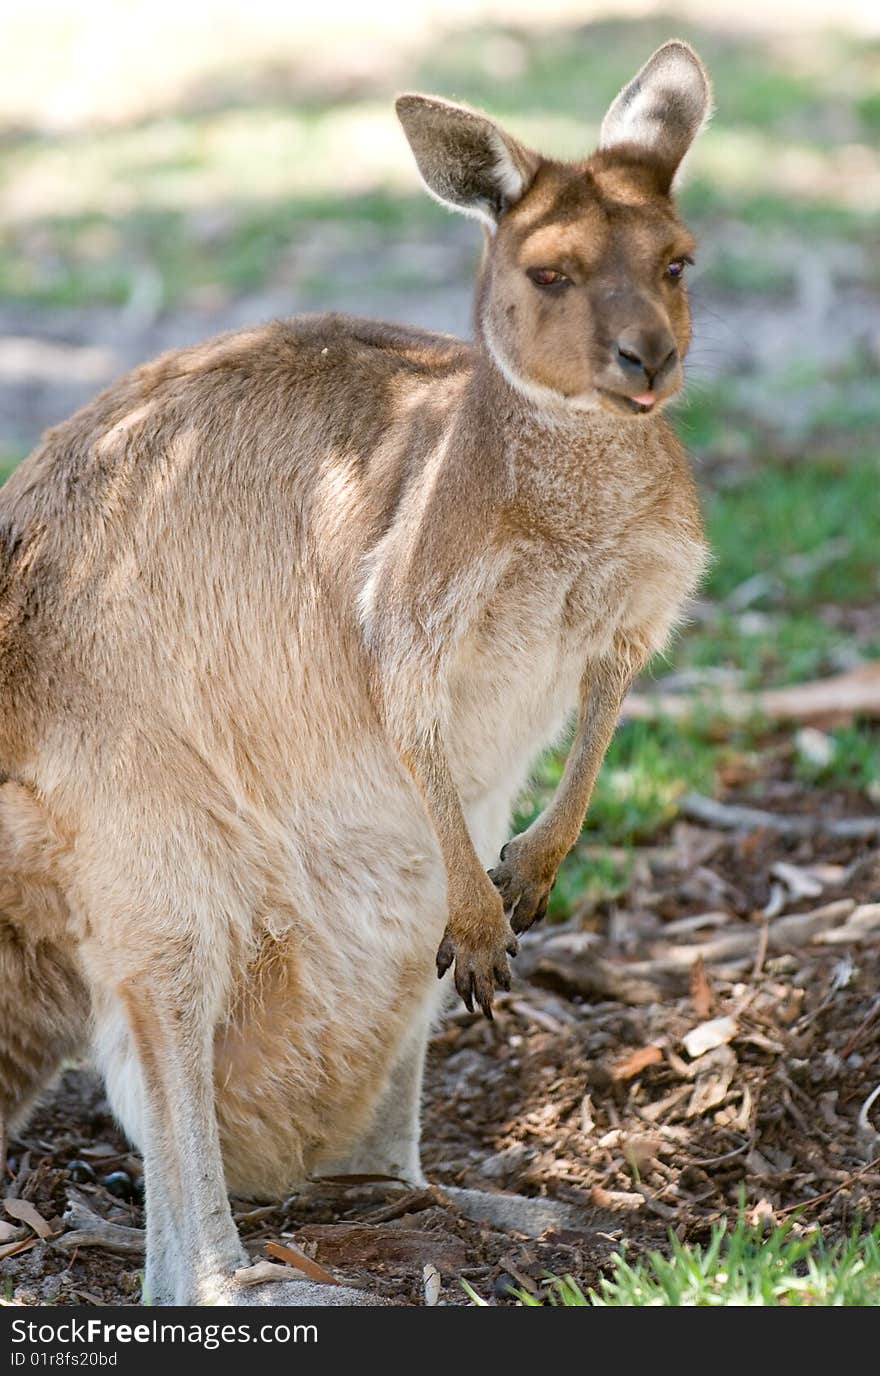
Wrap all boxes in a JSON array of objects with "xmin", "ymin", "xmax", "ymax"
[{"xmin": 0, "ymin": 43, "xmax": 711, "ymax": 1303}]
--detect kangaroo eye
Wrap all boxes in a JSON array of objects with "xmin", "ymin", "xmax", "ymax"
[
  {"xmin": 666, "ymin": 257, "xmax": 693, "ymax": 281},
  {"xmin": 527, "ymin": 267, "xmax": 570, "ymax": 289}
]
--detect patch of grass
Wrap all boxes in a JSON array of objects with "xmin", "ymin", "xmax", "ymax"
[
  {"xmin": 0, "ymin": 189, "xmax": 445, "ymax": 310},
  {"xmin": 475, "ymin": 1218, "xmax": 880, "ymax": 1306},
  {"xmin": 514, "ymin": 717, "xmax": 723, "ymax": 916},
  {"xmin": 712, "ymin": 458, "xmax": 878, "ymax": 590},
  {"xmin": 857, "ymin": 89, "xmax": 880, "ymax": 133},
  {"xmin": 585, "ymin": 718, "xmax": 719, "ymax": 843},
  {"xmin": 794, "ymin": 721, "xmax": 880, "ymax": 793},
  {"xmin": 657, "ymin": 453, "xmax": 880, "ymax": 689},
  {"xmin": 677, "ymin": 611, "xmax": 851, "ymax": 691},
  {"xmin": 0, "ymin": 452, "xmax": 24, "ymax": 485}
]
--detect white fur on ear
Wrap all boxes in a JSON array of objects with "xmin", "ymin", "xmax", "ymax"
[
  {"xmin": 487, "ymin": 130, "xmax": 529, "ymax": 211},
  {"xmin": 599, "ymin": 41, "xmax": 712, "ymax": 183},
  {"xmin": 396, "ymin": 94, "xmax": 538, "ymax": 230}
]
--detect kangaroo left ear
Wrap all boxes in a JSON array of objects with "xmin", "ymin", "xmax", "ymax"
[
  {"xmin": 396, "ymin": 93, "xmax": 540, "ymax": 229},
  {"xmin": 599, "ymin": 41, "xmax": 712, "ymax": 188}
]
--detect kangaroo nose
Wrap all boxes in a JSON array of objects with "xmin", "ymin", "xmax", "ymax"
[{"xmin": 616, "ymin": 332, "xmax": 678, "ymax": 387}]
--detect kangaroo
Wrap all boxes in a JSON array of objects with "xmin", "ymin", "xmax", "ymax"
[{"xmin": 0, "ymin": 42, "xmax": 711, "ymax": 1305}]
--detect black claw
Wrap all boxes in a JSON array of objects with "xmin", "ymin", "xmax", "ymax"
[
  {"xmin": 476, "ymin": 979, "xmax": 494, "ymax": 1020},
  {"xmin": 436, "ymin": 939, "xmax": 453, "ymax": 978}
]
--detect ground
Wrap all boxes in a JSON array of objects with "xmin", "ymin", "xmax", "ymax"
[{"xmin": 1, "ymin": 3, "xmax": 879, "ymax": 1306}]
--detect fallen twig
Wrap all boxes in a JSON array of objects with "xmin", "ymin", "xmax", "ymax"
[
  {"xmin": 361, "ymin": 1185, "xmax": 449, "ymax": 1225},
  {"xmin": 0, "ymin": 1236, "xmax": 37, "ymax": 1261},
  {"xmin": 776, "ymin": 1155, "xmax": 880, "ymax": 1217},
  {"xmin": 857, "ymin": 1084, "xmax": 880, "ymax": 1140},
  {"xmin": 680, "ymin": 793, "xmax": 880, "ymax": 839},
  {"xmin": 624, "ymin": 663, "xmax": 880, "ymax": 729},
  {"xmin": 840, "ymin": 997, "xmax": 880, "ymax": 1059},
  {"xmin": 265, "ymin": 1240, "xmax": 337, "ymax": 1284},
  {"xmin": 234, "ymin": 1260, "xmax": 302, "ymax": 1289},
  {"xmin": 54, "ymin": 1192, "xmax": 145, "ymax": 1256}
]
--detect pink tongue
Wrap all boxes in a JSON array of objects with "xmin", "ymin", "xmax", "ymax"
[{"xmin": 633, "ymin": 391, "xmax": 656, "ymax": 406}]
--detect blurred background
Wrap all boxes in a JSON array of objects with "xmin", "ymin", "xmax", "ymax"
[
  {"xmin": 1, "ymin": 0, "xmax": 878, "ymax": 888},
  {"xmin": 3, "ymin": 3, "xmax": 880, "ymax": 1307}
]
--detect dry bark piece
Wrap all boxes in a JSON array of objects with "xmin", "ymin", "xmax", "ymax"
[
  {"xmin": 234, "ymin": 1261, "xmax": 304, "ymax": 1289},
  {"xmin": 683, "ymin": 1016, "xmax": 737, "ymax": 1059},
  {"xmin": 685, "ymin": 1045, "xmax": 737, "ymax": 1119},
  {"xmin": 443, "ymin": 1187, "xmax": 588, "ymax": 1239},
  {"xmin": 55, "ymin": 1191, "xmax": 145, "ymax": 1255},
  {"xmin": 690, "ymin": 955, "xmax": 714, "ymax": 1019},
  {"xmin": 479, "ymin": 1142, "xmax": 530, "ymax": 1181},
  {"xmin": 0, "ymin": 1236, "xmax": 37, "ymax": 1260},
  {"xmin": 813, "ymin": 903, "xmax": 880, "ymax": 945},
  {"xmin": 590, "ymin": 1185, "xmax": 645, "ymax": 1210},
  {"xmin": 294, "ymin": 1222, "xmax": 468, "ymax": 1271},
  {"xmin": 498, "ymin": 1254, "xmax": 542, "ymax": 1296},
  {"xmin": 265, "ymin": 1239, "xmax": 337, "ymax": 1284},
  {"xmin": 623, "ymin": 1134, "xmax": 662, "ymax": 1176},
  {"xmin": 771, "ymin": 861, "xmax": 824, "ymax": 900},
  {"xmin": 664, "ymin": 910, "xmax": 731, "ymax": 936},
  {"xmin": 580, "ymin": 1093, "xmax": 596, "ymax": 1135},
  {"xmin": 529, "ymin": 948, "xmax": 668, "ymax": 1005},
  {"xmin": 612, "ymin": 1045, "xmax": 663, "ymax": 1080},
  {"xmin": 772, "ymin": 899, "xmax": 855, "ymax": 946},
  {"xmin": 639, "ymin": 1084, "xmax": 692, "ymax": 1123},
  {"xmin": 361, "ymin": 1185, "xmax": 449, "ymax": 1225},
  {"xmin": 423, "ymin": 1263, "xmax": 441, "ymax": 1307},
  {"xmin": 3, "ymin": 1198, "xmax": 54, "ymax": 1239},
  {"xmin": 857, "ymin": 1083, "xmax": 880, "ymax": 1153},
  {"xmin": 508, "ymin": 999, "xmax": 568, "ymax": 1033}
]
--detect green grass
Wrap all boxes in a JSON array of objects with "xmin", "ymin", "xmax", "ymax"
[
  {"xmin": 0, "ymin": 191, "xmax": 446, "ymax": 310},
  {"xmin": 794, "ymin": 721, "xmax": 880, "ymax": 793},
  {"xmin": 671, "ymin": 454, "xmax": 880, "ymax": 689},
  {"xmin": 0, "ymin": 453, "xmax": 23, "ymax": 485},
  {"xmin": 467, "ymin": 1218, "xmax": 880, "ymax": 1306},
  {"xmin": 523, "ymin": 718, "xmax": 720, "ymax": 847}
]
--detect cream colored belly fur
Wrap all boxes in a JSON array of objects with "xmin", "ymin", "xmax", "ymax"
[{"xmin": 92, "ymin": 635, "xmax": 580, "ymax": 1200}]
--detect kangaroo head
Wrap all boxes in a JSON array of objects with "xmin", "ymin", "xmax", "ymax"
[{"xmin": 397, "ymin": 41, "xmax": 711, "ymax": 417}]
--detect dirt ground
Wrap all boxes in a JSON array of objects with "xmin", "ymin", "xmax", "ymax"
[{"xmin": 3, "ymin": 763, "xmax": 878, "ymax": 1307}]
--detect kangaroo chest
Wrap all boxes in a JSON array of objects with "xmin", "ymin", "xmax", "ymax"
[{"xmin": 445, "ymin": 506, "xmax": 704, "ymax": 799}]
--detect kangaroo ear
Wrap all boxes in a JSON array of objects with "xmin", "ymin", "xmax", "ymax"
[
  {"xmin": 396, "ymin": 94, "xmax": 539, "ymax": 229},
  {"xmin": 599, "ymin": 41, "xmax": 711, "ymax": 187}
]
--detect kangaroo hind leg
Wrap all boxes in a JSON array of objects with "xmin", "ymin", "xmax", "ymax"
[
  {"xmin": 0, "ymin": 780, "xmax": 90, "ymax": 1177},
  {"xmin": 0, "ymin": 918, "xmax": 90, "ymax": 1177}
]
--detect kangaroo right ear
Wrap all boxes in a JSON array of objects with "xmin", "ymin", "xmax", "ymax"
[
  {"xmin": 396, "ymin": 94, "xmax": 539, "ymax": 229},
  {"xmin": 599, "ymin": 41, "xmax": 712, "ymax": 187}
]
